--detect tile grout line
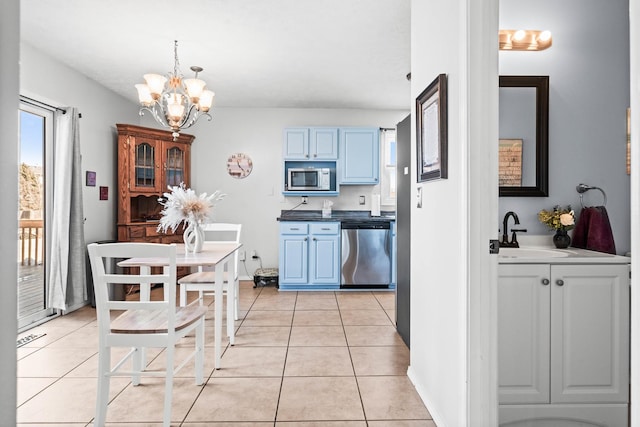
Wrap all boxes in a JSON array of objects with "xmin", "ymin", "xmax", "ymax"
[
  {"xmin": 336, "ymin": 290, "xmax": 370, "ymax": 425},
  {"xmin": 272, "ymin": 290, "xmax": 297, "ymax": 425}
]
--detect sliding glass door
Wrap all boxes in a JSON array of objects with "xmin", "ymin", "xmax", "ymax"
[{"xmin": 18, "ymin": 102, "xmax": 56, "ymax": 330}]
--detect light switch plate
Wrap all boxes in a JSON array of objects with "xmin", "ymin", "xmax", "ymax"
[
  {"xmin": 359, "ymin": 195, "xmax": 365, "ymax": 205},
  {"xmin": 416, "ymin": 187, "xmax": 422, "ymax": 208}
]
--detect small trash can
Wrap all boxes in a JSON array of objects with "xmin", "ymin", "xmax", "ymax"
[
  {"xmin": 86, "ymin": 240, "xmax": 126, "ymax": 307},
  {"xmin": 253, "ymin": 268, "xmax": 279, "ymax": 288}
]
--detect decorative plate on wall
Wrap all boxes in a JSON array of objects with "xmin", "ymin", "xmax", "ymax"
[{"xmin": 226, "ymin": 153, "xmax": 253, "ymax": 179}]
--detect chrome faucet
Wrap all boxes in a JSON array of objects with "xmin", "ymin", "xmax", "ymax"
[{"xmin": 501, "ymin": 211, "xmax": 526, "ymax": 248}]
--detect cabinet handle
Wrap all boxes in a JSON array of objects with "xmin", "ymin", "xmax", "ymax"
[
  {"xmin": 304, "ymin": 237, "xmax": 308, "ymax": 241},
  {"xmin": 321, "ymin": 228, "xmax": 330, "ymax": 230},
  {"xmin": 556, "ymin": 279, "xmax": 564, "ymax": 286},
  {"xmin": 313, "ymin": 237, "xmax": 317, "ymax": 241},
  {"xmin": 290, "ymin": 228, "xmax": 299, "ymax": 230},
  {"xmin": 305, "ymin": 154, "xmax": 309, "ymax": 158},
  {"xmin": 541, "ymin": 278, "xmax": 549, "ymax": 286}
]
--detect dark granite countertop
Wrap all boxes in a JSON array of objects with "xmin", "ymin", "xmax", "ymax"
[{"xmin": 278, "ymin": 209, "xmax": 395, "ymax": 222}]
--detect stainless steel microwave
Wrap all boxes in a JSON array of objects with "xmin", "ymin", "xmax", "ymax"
[{"xmin": 286, "ymin": 167, "xmax": 331, "ymax": 191}]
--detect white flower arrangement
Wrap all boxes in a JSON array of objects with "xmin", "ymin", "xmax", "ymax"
[{"xmin": 156, "ymin": 183, "xmax": 226, "ymax": 233}]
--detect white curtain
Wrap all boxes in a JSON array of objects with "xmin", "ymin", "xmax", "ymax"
[{"xmin": 48, "ymin": 108, "xmax": 86, "ymax": 311}]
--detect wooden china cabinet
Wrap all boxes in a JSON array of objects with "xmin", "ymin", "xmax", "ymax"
[{"xmin": 115, "ymin": 124, "xmax": 194, "ymax": 251}]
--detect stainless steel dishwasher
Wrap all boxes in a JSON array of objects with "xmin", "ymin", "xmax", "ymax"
[{"xmin": 341, "ymin": 221, "xmax": 391, "ymax": 288}]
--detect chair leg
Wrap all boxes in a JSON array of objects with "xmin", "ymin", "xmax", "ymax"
[
  {"xmin": 198, "ymin": 290, "xmax": 204, "ymax": 306},
  {"xmin": 163, "ymin": 346, "xmax": 175, "ymax": 427},
  {"xmin": 226, "ymin": 288, "xmax": 234, "ymax": 346},
  {"xmin": 195, "ymin": 321, "xmax": 204, "ymax": 385},
  {"xmin": 95, "ymin": 344, "xmax": 111, "ymax": 426},
  {"xmin": 180, "ymin": 283, "xmax": 187, "ymax": 307},
  {"xmin": 234, "ymin": 280, "xmax": 240, "ymax": 321},
  {"xmin": 132, "ymin": 347, "xmax": 142, "ymax": 385}
]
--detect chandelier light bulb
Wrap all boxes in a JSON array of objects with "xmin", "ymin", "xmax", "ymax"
[
  {"xmin": 513, "ymin": 30, "xmax": 526, "ymax": 41},
  {"xmin": 184, "ymin": 78, "xmax": 206, "ymax": 103},
  {"xmin": 135, "ymin": 84, "xmax": 153, "ymax": 106},
  {"xmin": 143, "ymin": 74, "xmax": 167, "ymax": 99},
  {"xmin": 198, "ymin": 90, "xmax": 215, "ymax": 112}
]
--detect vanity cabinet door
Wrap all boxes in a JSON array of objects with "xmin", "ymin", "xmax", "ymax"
[
  {"xmin": 498, "ymin": 264, "xmax": 551, "ymax": 404},
  {"xmin": 550, "ymin": 264, "xmax": 630, "ymax": 404}
]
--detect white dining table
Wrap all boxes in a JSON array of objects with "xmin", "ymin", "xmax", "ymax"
[{"xmin": 118, "ymin": 241, "xmax": 242, "ymax": 369}]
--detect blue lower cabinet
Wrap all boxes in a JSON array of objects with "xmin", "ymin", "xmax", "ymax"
[{"xmin": 279, "ymin": 222, "xmax": 340, "ymax": 290}]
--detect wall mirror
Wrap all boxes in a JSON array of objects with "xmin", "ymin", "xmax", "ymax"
[{"xmin": 499, "ymin": 75, "xmax": 549, "ymax": 197}]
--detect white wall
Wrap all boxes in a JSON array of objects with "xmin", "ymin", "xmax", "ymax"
[
  {"xmin": 0, "ymin": 1, "xmax": 19, "ymax": 423},
  {"xmin": 408, "ymin": 0, "xmax": 499, "ymax": 425},
  {"xmin": 499, "ymin": 0, "xmax": 631, "ymax": 254},
  {"xmin": 20, "ymin": 43, "xmax": 139, "ymax": 245},
  {"xmin": 142, "ymin": 108, "xmax": 408, "ymax": 271}
]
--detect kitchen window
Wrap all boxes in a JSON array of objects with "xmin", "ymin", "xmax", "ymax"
[{"xmin": 380, "ymin": 128, "xmax": 397, "ymax": 206}]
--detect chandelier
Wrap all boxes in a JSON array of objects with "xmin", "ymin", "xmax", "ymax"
[{"xmin": 135, "ymin": 40, "xmax": 214, "ymax": 140}]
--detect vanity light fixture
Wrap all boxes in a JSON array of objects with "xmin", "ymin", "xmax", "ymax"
[
  {"xmin": 135, "ymin": 40, "xmax": 214, "ymax": 140},
  {"xmin": 499, "ymin": 29, "xmax": 552, "ymax": 51}
]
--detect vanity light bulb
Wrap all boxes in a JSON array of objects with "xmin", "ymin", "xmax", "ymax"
[
  {"xmin": 538, "ymin": 30, "xmax": 552, "ymax": 42},
  {"xmin": 513, "ymin": 30, "xmax": 526, "ymax": 41}
]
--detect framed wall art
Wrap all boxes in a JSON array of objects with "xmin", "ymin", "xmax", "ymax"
[
  {"xmin": 416, "ymin": 73, "xmax": 448, "ymax": 182},
  {"xmin": 86, "ymin": 170, "xmax": 96, "ymax": 186}
]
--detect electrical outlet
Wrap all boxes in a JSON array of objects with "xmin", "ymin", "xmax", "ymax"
[
  {"xmin": 239, "ymin": 250, "xmax": 246, "ymax": 261},
  {"xmin": 359, "ymin": 195, "xmax": 365, "ymax": 205},
  {"xmin": 251, "ymin": 250, "xmax": 258, "ymax": 259},
  {"xmin": 302, "ymin": 196, "xmax": 308, "ymax": 204}
]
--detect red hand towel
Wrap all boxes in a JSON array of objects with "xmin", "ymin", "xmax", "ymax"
[{"xmin": 571, "ymin": 206, "xmax": 616, "ymax": 254}]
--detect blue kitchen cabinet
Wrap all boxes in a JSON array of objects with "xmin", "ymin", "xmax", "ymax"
[
  {"xmin": 278, "ymin": 222, "xmax": 309, "ymax": 284},
  {"xmin": 339, "ymin": 127, "xmax": 379, "ymax": 184},
  {"xmin": 279, "ymin": 221, "xmax": 340, "ymax": 290},
  {"xmin": 309, "ymin": 223, "xmax": 341, "ymax": 286},
  {"xmin": 284, "ymin": 127, "xmax": 338, "ymax": 160}
]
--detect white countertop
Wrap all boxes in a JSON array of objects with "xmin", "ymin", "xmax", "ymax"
[{"xmin": 498, "ymin": 245, "xmax": 630, "ymax": 264}]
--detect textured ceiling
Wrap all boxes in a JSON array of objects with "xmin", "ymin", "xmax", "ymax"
[{"xmin": 20, "ymin": 0, "xmax": 411, "ymax": 110}]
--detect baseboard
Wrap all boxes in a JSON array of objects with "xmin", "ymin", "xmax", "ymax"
[{"xmin": 407, "ymin": 364, "xmax": 447, "ymax": 427}]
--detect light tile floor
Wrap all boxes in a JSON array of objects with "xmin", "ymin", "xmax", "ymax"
[{"xmin": 16, "ymin": 281, "xmax": 435, "ymax": 426}]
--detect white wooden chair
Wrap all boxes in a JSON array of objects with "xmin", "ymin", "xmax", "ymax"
[
  {"xmin": 178, "ymin": 223, "xmax": 242, "ymax": 324},
  {"xmin": 87, "ymin": 242, "xmax": 207, "ymax": 427}
]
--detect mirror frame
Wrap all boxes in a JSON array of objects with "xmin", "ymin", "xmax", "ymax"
[{"xmin": 499, "ymin": 75, "xmax": 549, "ymax": 197}]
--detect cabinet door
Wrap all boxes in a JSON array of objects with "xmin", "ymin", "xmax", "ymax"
[
  {"xmin": 279, "ymin": 234, "xmax": 309, "ymax": 284},
  {"xmin": 340, "ymin": 128, "xmax": 380, "ymax": 184},
  {"xmin": 163, "ymin": 141, "xmax": 189, "ymax": 188},
  {"xmin": 309, "ymin": 224, "xmax": 340, "ymax": 286},
  {"xmin": 550, "ymin": 264, "xmax": 630, "ymax": 404},
  {"xmin": 310, "ymin": 128, "xmax": 338, "ymax": 160},
  {"xmin": 284, "ymin": 128, "xmax": 310, "ymax": 159},
  {"xmin": 129, "ymin": 137, "xmax": 162, "ymax": 193},
  {"xmin": 498, "ymin": 264, "xmax": 550, "ymax": 404}
]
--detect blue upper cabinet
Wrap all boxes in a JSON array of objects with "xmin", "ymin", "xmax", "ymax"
[
  {"xmin": 339, "ymin": 127, "xmax": 379, "ymax": 184},
  {"xmin": 284, "ymin": 127, "xmax": 338, "ymax": 160},
  {"xmin": 283, "ymin": 128, "xmax": 310, "ymax": 159},
  {"xmin": 310, "ymin": 128, "xmax": 338, "ymax": 160}
]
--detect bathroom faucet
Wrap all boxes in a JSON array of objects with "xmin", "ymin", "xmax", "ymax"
[{"xmin": 501, "ymin": 211, "xmax": 526, "ymax": 248}]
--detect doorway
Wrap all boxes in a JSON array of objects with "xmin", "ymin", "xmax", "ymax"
[{"xmin": 18, "ymin": 101, "xmax": 56, "ymax": 330}]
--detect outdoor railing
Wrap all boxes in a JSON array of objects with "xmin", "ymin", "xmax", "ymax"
[{"xmin": 19, "ymin": 219, "xmax": 43, "ymax": 266}]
